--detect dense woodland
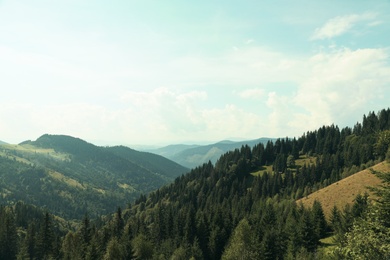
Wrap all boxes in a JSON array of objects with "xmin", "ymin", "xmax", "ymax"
[{"xmin": 0, "ymin": 108, "xmax": 390, "ymax": 259}]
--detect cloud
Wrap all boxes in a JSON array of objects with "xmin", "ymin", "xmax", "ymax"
[
  {"xmin": 292, "ymin": 47, "xmax": 390, "ymax": 131},
  {"xmin": 120, "ymin": 88, "xmax": 269, "ymax": 143},
  {"xmin": 245, "ymin": 39, "xmax": 255, "ymax": 44},
  {"xmin": 0, "ymin": 102, "xmax": 122, "ymax": 144},
  {"xmin": 311, "ymin": 12, "xmax": 378, "ymax": 40},
  {"xmin": 266, "ymin": 92, "xmax": 293, "ymax": 136},
  {"xmin": 257, "ymin": 46, "xmax": 390, "ymax": 138},
  {"xmin": 238, "ymin": 88, "xmax": 265, "ymax": 100}
]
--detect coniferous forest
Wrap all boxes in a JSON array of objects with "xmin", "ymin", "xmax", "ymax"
[{"xmin": 1, "ymin": 108, "xmax": 390, "ymax": 259}]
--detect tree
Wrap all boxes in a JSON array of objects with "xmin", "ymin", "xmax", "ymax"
[
  {"xmin": 36, "ymin": 212, "xmax": 55, "ymax": 259},
  {"xmin": 103, "ymin": 237, "xmax": 127, "ymax": 260},
  {"xmin": 222, "ymin": 218, "xmax": 259, "ymax": 260},
  {"xmin": 131, "ymin": 234, "xmax": 153, "ymax": 259},
  {"xmin": 208, "ymin": 226, "xmax": 227, "ymax": 260},
  {"xmin": 287, "ymin": 155, "xmax": 296, "ymax": 168},
  {"xmin": 370, "ymin": 170, "xmax": 390, "ymax": 227},
  {"xmin": 374, "ymin": 130, "xmax": 390, "ymax": 160},
  {"xmin": 113, "ymin": 207, "xmax": 124, "ymax": 238},
  {"xmin": 261, "ymin": 228, "xmax": 281, "ymax": 260},
  {"xmin": 311, "ymin": 200, "xmax": 328, "ymax": 238},
  {"xmin": 0, "ymin": 208, "xmax": 18, "ymax": 260},
  {"xmin": 62, "ymin": 231, "xmax": 82, "ymax": 260},
  {"xmin": 351, "ymin": 193, "xmax": 368, "ymax": 218},
  {"xmin": 332, "ymin": 170, "xmax": 390, "ymax": 259},
  {"xmin": 329, "ymin": 205, "xmax": 342, "ymax": 235},
  {"xmin": 299, "ymin": 209, "xmax": 318, "ymax": 252},
  {"xmin": 332, "ymin": 212, "xmax": 390, "ymax": 259},
  {"xmin": 190, "ymin": 237, "xmax": 204, "ymax": 260}
]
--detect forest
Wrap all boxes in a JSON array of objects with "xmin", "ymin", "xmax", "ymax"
[
  {"xmin": 0, "ymin": 135, "xmax": 187, "ymax": 219},
  {"xmin": 0, "ymin": 108, "xmax": 390, "ymax": 259}
]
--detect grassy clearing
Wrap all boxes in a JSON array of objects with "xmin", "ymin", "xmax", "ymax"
[
  {"xmin": 297, "ymin": 162, "xmax": 388, "ymax": 219},
  {"xmin": 251, "ymin": 155, "xmax": 316, "ymax": 177},
  {"xmin": 295, "ymin": 155, "xmax": 316, "ymax": 167},
  {"xmin": 318, "ymin": 234, "xmax": 337, "ymax": 256},
  {"xmin": 47, "ymin": 170, "xmax": 85, "ymax": 190},
  {"xmin": 0, "ymin": 143, "xmax": 70, "ymax": 162},
  {"xmin": 251, "ymin": 165, "xmax": 273, "ymax": 176}
]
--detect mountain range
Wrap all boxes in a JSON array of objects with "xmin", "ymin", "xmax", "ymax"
[{"xmin": 147, "ymin": 138, "xmax": 276, "ymax": 168}]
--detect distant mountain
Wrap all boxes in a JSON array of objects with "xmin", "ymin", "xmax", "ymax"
[
  {"xmin": 0, "ymin": 134, "xmax": 188, "ymax": 219},
  {"xmin": 145, "ymin": 144, "xmax": 200, "ymax": 160},
  {"xmin": 0, "ymin": 140, "xmax": 7, "ymax": 145},
  {"xmin": 149, "ymin": 138, "xmax": 276, "ymax": 169}
]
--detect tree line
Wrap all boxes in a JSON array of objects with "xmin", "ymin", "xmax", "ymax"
[{"xmin": 0, "ymin": 108, "xmax": 389, "ymax": 259}]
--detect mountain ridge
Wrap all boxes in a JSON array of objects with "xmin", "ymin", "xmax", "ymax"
[
  {"xmin": 148, "ymin": 137, "xmax": 276, "ymax": 168},
  {"xmin": 0, "ymin": 134, "xmax": 188, "ymax": 219}
]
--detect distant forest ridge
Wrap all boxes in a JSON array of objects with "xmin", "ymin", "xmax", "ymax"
[{"xmin": 147, "ymin": 137, "xmax": 277, "ymax": 168}]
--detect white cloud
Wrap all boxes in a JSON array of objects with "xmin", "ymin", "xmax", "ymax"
[
  {"xmin": 255, "ymin": 46, "xmax": 390, "ymax": 138},
  {"xmin": 311, "ymin": 12, "xmax": 379, "ymax": 40},
  {"xmin": 238, "ymin": 88, "xmax": 265, "ymax": 100},
  {"xmin": 266, "ymin": 92, "xmax": 293, "ymax": 136},
  {"xmin": 0, "ymin": 102, "xmax": 122, "ymax": 144},
  {"xmin": 120, "ymin": 88, "xmax": 268, "ymax": 143},
  {"xmin": 292, "ymin": 47, "xmax": 390, "ymax": 131},
  {"xmin": 245, "ymin": 39, "xmax": 255, "ymax": 44}
]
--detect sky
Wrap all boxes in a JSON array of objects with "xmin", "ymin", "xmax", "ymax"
[{"xmin": 0, "ymin": 0, "xmax": 389, "ymax": 146}]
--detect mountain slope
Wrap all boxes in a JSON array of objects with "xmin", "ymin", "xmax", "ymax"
[
  {"xmin": 149, "ymin": 138, "xmax": 275, "ymax": 168},
  {"xmin": 296, "ymin": 162, "xmax": 388, "ymax": 219},
  {"xmin": 0, "ymin": 134, "xmax": 188, "ymax": 219},
  {"xmin": 1, "ymin": 108, "xmax": 389, "ymax": 259}
]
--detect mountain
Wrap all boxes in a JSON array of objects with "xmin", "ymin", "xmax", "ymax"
[
  {"xmin": 148, "ymin": 138, "xmax": 276, "ymax": 168},
  {"xmin": 0, "ymin": 140, "xmax": 7, "ymax": 145},
  {"xmin": 146, "ymin": 144, "xmax": 200, "ymax": 159},
  {"xmin": 0, "ymin": 134, "xmax": 188, "ymax": 219}
]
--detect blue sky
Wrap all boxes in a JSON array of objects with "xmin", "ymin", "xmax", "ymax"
[{"xmin": 0, "ymin": 0, "xmax": 389, "ymax": 146}]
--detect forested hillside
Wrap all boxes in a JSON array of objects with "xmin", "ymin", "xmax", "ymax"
[
  {"xmin": 0, "ymin": 109, "xmax": 389, "ymax": 259},
  {"xmin": 0, "ymin": 135, "xmax": 188, "ymax": 219}
]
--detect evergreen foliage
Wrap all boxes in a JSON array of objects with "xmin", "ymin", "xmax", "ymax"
[
  {"xmin": 0, "ymin": 108, "xmax": 388, "ymax": 259},
  {"xmin": 331, "ymin": 169, "xmax": 390, "ymax": 259},
  {"xmin": 0, "ymin": 135, "xmax": 188, "ymax": 219}
]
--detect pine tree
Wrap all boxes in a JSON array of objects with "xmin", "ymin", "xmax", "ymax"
[
  {"xmin": 299, "ymin": 209, "xmax": 318, "ymax": 252},
  {"xmin": 332, "ymin": 170, "xmax": 390, "ymax": 259},
  {"xmin": 113, "ymin": 207, "xmax": 124, "ymax": 238},
  {"xmin": 62, "ymin": 231, "xmax": 82, "ymax": 260},
  {"xmin": 311, "ymin": 200, "xmax": 328, "ymax": 238},
  {"xmin": 131, "ymin": 234, "xmax": 154, "ymax": 259},
  {"xmin": 190, "ymin": 237, "xmax": 204, "ymax": 260},
  {"xmin": 36, "ymin": 212, "xmax": 55, "ymax": 260},
  {"xmin": 221, "ymin": 218, "xmax": 259, "ymax": 260},
  {"xmin": 103, "ymin": 237, "xmax": 127, "ymax": 260},
  {"xmin": 0, "ymin": 208, "xmax": 18, "ymax": 260},
  {"xmin": 329, "ymin": 205, "xmax": 343, "ymax": 238},
  {"xmin": 18, "ymin": 222, "xmax": 37, "ymax": 260}
]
